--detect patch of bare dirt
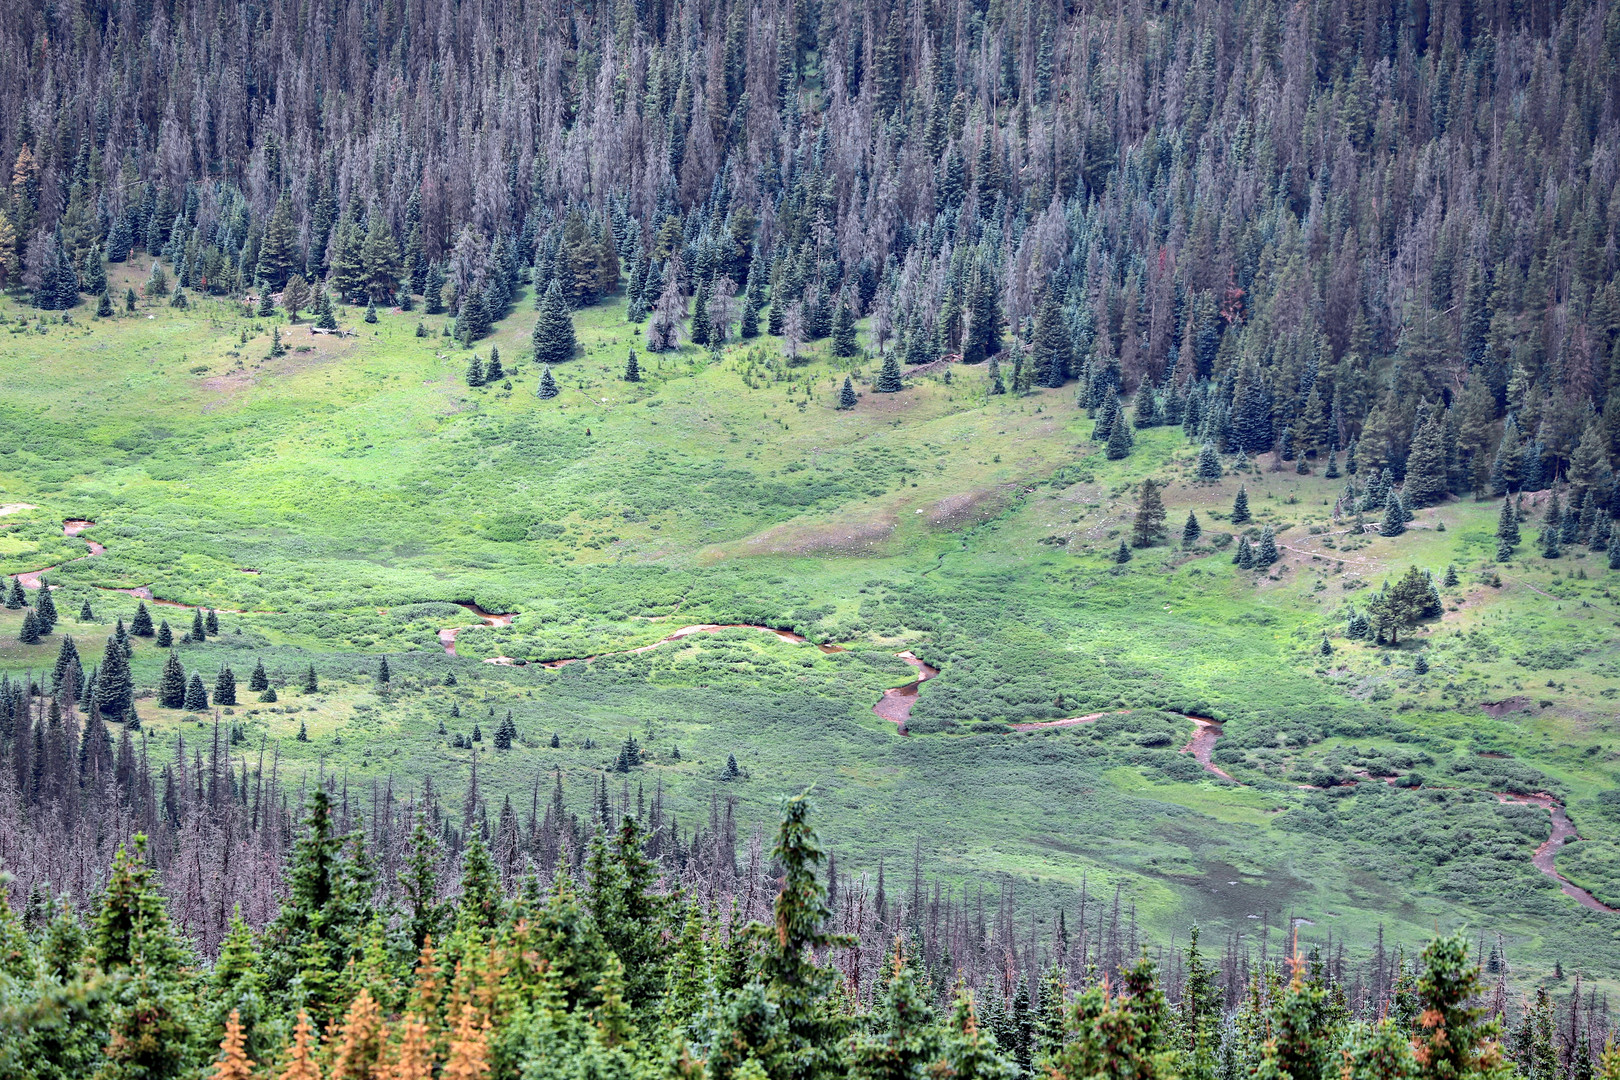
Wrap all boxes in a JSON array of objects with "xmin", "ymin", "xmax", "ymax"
[
  {"xmin": 926, "ymin": 485, "xmax": 1018, "ymax": 530},
  {"xmin": 734, "ymin": 509, "xmax": 898, "ymax": 557},
  {"xmin": 1481, "ymin": 696, "xmax": 1534, "ymax": 717}
]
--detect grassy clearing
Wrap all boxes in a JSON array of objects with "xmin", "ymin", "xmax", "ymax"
[{"xmin": 2, "ymin": 282, "xmax": 1619, "ymax": 987}]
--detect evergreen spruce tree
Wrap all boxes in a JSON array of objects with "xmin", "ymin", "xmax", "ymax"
[
  {"xmin": 532, "ymin": 279, "xmax": 576, "ymax": 365},
  {"xmin": 485, "ymin": 347, "xmax": 503, "ymax": 381},
  {"xmin": 130, "ymin": 601, "xmax": 154, "ymax": 637},
  {"xmin": 1105, "ymin": 409, "xmax": 1134, "ymax": 460},
  {"xmin": 988, "ymin": 354, "xmax": 1005, "ymax": 394},
  {"xmin": 831, "ymin": 299, "xmax": 858, "ymax": 357},
  {"xmin": 1541, "ymin": 493, "xmax": 1563, "ymax": 558},
  {"xmin": 1231, "ymin": 485, "xmax": 1251, "ymax": 524},
  {"xmin": 1324, "ymin": 449, "xmax": 1340, "ymax": 478},
  {"xmin": 124, "ymin": 286, "xmax": 137, "ymax": 313},
  {"xmin": 191, "ymin": 607, "xmax": 207, "ymax": 640},
  {"xmin": 5, "ymin": 576, "xmax": 24, "ymax": 608},
  {"xmin": 689, "ymin": 286, "xmax": 712, "ymax": 345},
  {"xmin": 465, "ymin": 355, "xmax": 485, "ymax": 387},
  {"xmin": 876, "ymin": 353, "xmax": 903, "ymax": 392},
  {"xmin": 158, "ymin": 651, "xmax": 187, "ymax": 708},
  {"xmin": 1181, "ymin": 511, "xmax": 1202, "ymax": 548},
  {"xmin": 1443, "ymin": 564, "xmax": 1459, "ymax": 588},
  {"xmin": 839, "ymin": 376, "xmax": 857, "ymax": 409},
  {"xmin": 18, "ymin": 608, "xmax": 40, "ymax": 644},
  {"xmin": 78, "ymin": 598, "xmax": 92, "ymax": 621},
  {"xmin": 1114, "ymin": 539, "xmax": 1132, "ymax": 563},
  {"xmin": 215, "ymin": 664, "xmax": 237, "ymax": 706},
  {"xmin": 303, "ymin": 664, "xmax": 318, "ymax": 693},
  {"xmin": 377, "ymin": 655, "xmax": 391, "ymax": 686},
  {"xmin": 1608, "ymin": 523, "xmax": 1620, "ymax": 570},
  {"xmin": 249, "ymin": 658, "xmax": 269, "ymax": 692},
  {"xmin": 97, "ymin": 628, "xmax": 134, "ymax": 718},
  {"xmin": 1257, "ymin": 525, "xmax": 1279, "ymax": 566},
  {"xmin": 205, "ymin": 608, "xmax": 218, "ymax": 634},
  {"xmin": 314, "ymin": 290, "xmax": 337, "ymax": 330},
  {"xmin": 1197, "ymin": 443, "xmax": 1222, "ymax": 480},
  {"xmin": 1131, "ymin": 479, "xmax": 1167, "ymax": 547},
  {"xmin": 623, "ymin": 349, "xmax": 641, "ymax": 382},
  {"xmin": 364, "ymin": 297, "xmax": 378, "ymax": 323},
  {"xmin": 156, "ymin": 620, "xmax": 172, "ymax": 647},
  {"xmin": 1380, "ymin": 491, "xmax": 1406, "ymax": 537},
  {"xmin": 537, "ymin": 365, "xmax": 560, "ymax": 399},
  {"xmin": 34, "ymin": 586, "xmax": 56, "ymax": 634},
  {"xmin": 96, "ymin": 289, "xmax": 113, "ymax": 317},
  {"xmin": 1496, "ymin": 496, "xmax": 1520, "ymax": 551}
]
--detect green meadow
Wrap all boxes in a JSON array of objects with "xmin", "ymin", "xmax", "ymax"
[{"xmin": 3, "ymin": 256, "xmax": 1619, "ymax": 988}]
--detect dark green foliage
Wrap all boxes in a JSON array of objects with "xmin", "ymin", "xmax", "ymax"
[
  {"xmin": 96, "ymin": 290, "xmax": 113, "ymax": 317},
  {"xmin": 214, "ymin": 665, "xmax": 237, "ymax": 706},
  {"xmin": 1256, "ymin": 525, "xmax": 1278, "ymax": 566},
  {"xmin": 466, "ymin": 355, "xmax": 485, "ymax": 387},
  {"xmin": 1105, "ymin": 410, "xmax": 1134, "ymax": 460},
  {"xmin": 130, "ymin": 602, "xmax": 153, "ymax": 637},
  {"xmin": 1114, "ymin": 540, "xmax": 1132, "ymax": 563},
  {"xmin": 182, "ymin": 673, "xmax": 208, "ymax": 711},
  {"xmin": 537, "ymin": 364, "xmax": 560, "ymax": 399},
  {"xmin": 721, "ymin": 751, "xmax": 741, "ymax": 780},
  {"xmin": 623, "ymin": 349, "xmax": 641, "ymax": 382},
  {"xmin": 1131, "ymin": 479, "xmax": 1166, "ymax": 548},
  {"xmin": 832, "ymin": 298, "xmax": 858, "ymax": 357},
  {"xmin": 876, "ymin": 353, "xmax": 903, "ymax": 393},
  {"xmin": 1380, "ymin": 491, "xmax": 1407, "ymax": 537},
  {"xmin": 248, "ymin": 659, "xmax": 268, "ymax": 692},
  {"xmin": 1234, "ymin": 535, "xmax": 1253, "ymax": 569},
  {"xmin": 494, "ymin": 710, "xmax": 516, "ymax": 749},
  {"xmin": 1443, "ymin": 565, "xmax": 1459, "ymax": 588},
  {"xmin": 364, "ymin": 297, "xmax": 378, "ymax": 323},
  {"xmin": 158, "ymin": 651, "xmax": 187, "ymax": 708},
  {"xmin": 96, "ymin": 628, "xmax": 134, "ymax": 718},
  {"xmin": 1609, "ymin": 523, "xmax": 1620, "ymax": 570},
  {"xmin": 34, "ymin": 587, "xmax": 56, "ymax": 634},
  {"xmin": 1196, "ymin": 443, "xmax": 1221, "ymax": 480},
  {"xmin": 988, "ymin": 355, "xmax": 1005, "ymax": 395},
  {"xmin": 4, "ymin": 577, "xmax": 23, "ymax": 609},
  {"xmin": 190, "ymin": 607, "xmax": 206, "ymax": 640},
  {"xmin": 1181, "ymin": 512, "xmax": 1201, "ymax": 548},
  {"xmin": 1540, "ymin": 494, "xmax": 1562, "ymax": 558},
  {"xmin": 532, "ymin": 279, "xmax": 577, "ymax": 365},
  {"xmin": 18, "ymin": 609, "xmax": 40, "ymax": 645},
  {"xmin": 839, "ymin": 376, "xmax": 857, "ymax": 409},
  {"xmin": 302, "ymin": 664, "xmax": 318, "ymax": 693},
  {"xmin": 78, "ymin": 598, "xmax": 92, "ymax": 621},
  {"xmin": 377, "ymin": 655, "xmax": 391, "ymax": 685},
  {"xmin": 485, "ymin": 347, "xmax": 503, "ymax": 381},
  {"xmin": 1230, "ymin": 486, "xmax": 1250, "ymax": 523}
]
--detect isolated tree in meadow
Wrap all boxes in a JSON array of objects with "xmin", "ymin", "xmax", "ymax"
[
  {"xmin": 215, "ymin": 664, "xmax": 237, "ymax": 706},
  {"xmin": 532, "ymin": 279, "xmax": 577, "ymax": 365},
  {"xmin": 158, "ymin": 651, "xmax": 187, "ymax": 708},
  {"xmin": 624, "ymin": 349, "xmax": 641, "ymax": 382},
  {"xmin": 1230, "ymin": 485, "xmax": 1251, "ymax": 523},
  {"xmin": 3, "ymin": 577, "xmax": 22, "ymax": 609},
  {"xmin": 258, "ymin": 282, "xmax": 276, "ymax": 317},
  {"xmin": 465, "ymin": 355, "xmax": 485, "ymax": 387},
  {"xmin": 1234, "ymin": 535, "xmax": 1254, "ymax": 568},
  {"xmin": 832, "ymin": 297, "xmax": 858, "ymax": 357},
  {"xmin": 364, "ymin": 297, "xmax": 378, "ymax": 323},
  {"xmin": 1114, "ymin": 539, "xmax": 1132, "ymax": 563},
  {"xmin": 78, "ymin": 598, "xmax": 92, "ymax": 620},
  {"xmin": 124, "ymin": 286, "xmax": 137, "ymax": 313},
  {"xmin": 18, "ymin": 608, "xmax": 40, "ymax": 644},
  {"xmin": 130, "ymin": 601, "xmax": 154, "ymax": 636},
  {"xmin": 377, "ymin": 655, "xmax": 391, "ymax": 686},
  {"xmin": 1540, "ymin": 493, "xmax": 1562, "ymax": 558},
  {"xmin": 838, "ymin": 376, "xmax": 857, "ymax": 410},
  {"xmin": 191, "ymin": 607, "xmax": 207, "ymax": 639},
  {"xmin": 1197, "ymin": 443, "xmax": 1222, "ymax": 480},
  {"xmin": 34, "ymin": 586, "xmax": 56, "ymax": 633},
  {"xmin": 183, "ymin": 673, "xmax": 208, "ymax": 711},
  {"xmin": 249, "ymin": 658, "xmax": 268, "ymax": 692},
  {"xmin": 485, "ymin": 347, "xmax": 503, "ymax": 382},
  {"xmin": 314, "ymin": 289, "xmax": 337, "ymax": 330},
  {"xmin": 1181, "ymin": 512, "xmax": 1201, "ymax": 548},
  {"xmin": 1368, "ymin": 566, "xmax": 1433, "ymax": 645},
  {"xmin": 988, "ymin": 354, "xmax": 1006, "ymax": 394},
  {"xmin": 1496, "ymin": 497, "xmax": 1520, "ymax": 551},
  {"xmin": 537, "ymin": 365, "xmax": 560, "ymax": 399},
  {"xmin": 876, "ymin": 353, "xmax": 903, "ymax": 393},
  {"xmin": 303, "ymin": 664, "xmax": 318, "ymax": 693},
  {"xmin": 206, "ymin": 609, "xmax": 219, "ymax": 634},
  {"xmin": 156, "ymin": 620, "xmax": 172, "ymax": 647},
  {"xmin": 96, "ymin": 289, "xmax": 112, "ymax": 316},
  {"xmin": 1131, "ymin": 479, "xmax": 1167, "ymax": 547}
]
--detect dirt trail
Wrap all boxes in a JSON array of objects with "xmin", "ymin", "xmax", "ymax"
[
  {"xmin": 17, "ymin": 519, "xmax": 107, "ymax": 588},
  {"xmin": 439, "ymin": 602, "xmax": 517, "ymax": 655},
  {"xmin": 871, "ymin": 651, "xmax": 940, "ymax": 734},
  {"xmin": 1496, "ymin": 793, "xmax": 1617, "ymax": 913},
  {"xmin": 1011, "ymin": 711, "xmax": 1120, "ymax": 731},
  {"xmin": 1180, "ymin": 717, "xmax": 1235, "ymax": 780}
]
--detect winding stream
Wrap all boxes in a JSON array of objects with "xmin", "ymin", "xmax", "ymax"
[
  {"xmin": 438, "ymin": 602, "xmax": 516, "ymax": 655},
  {"xmin": 1496, "ymin": 793, "xmax": 1617, "ymax": 913},
  {"xmin": 870, "ymin": 651, "xmax": 940, "ymax": 734}
]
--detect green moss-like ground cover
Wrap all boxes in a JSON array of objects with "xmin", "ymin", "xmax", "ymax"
[{"xmin": 3, "ymin": 262, "xmax": 1619, "ymax": 986}]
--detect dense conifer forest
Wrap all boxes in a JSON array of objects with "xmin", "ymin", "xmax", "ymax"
[{"xmin": 4, "ymin": 0, "xmax": 1620, "ymax": 1073}]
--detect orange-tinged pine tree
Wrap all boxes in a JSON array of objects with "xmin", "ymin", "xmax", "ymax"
[
  {"xmin": 329, "ymin": 987, "xmax": 385, "ymax": 1080},
  {"xmin": 385, "ymin": 1015, "xmax": 436, "ymax": 1080},
  {"xmin": 277, "ymin": 1011, "xmax": 323, "ymax": 1080},
  {"xmin": 213, "ymin": 1008, "xmax": 256, "ymax": 1080},
  {"xmin": 442, "ymin": 1003, "xmax": 491, "ymax": 1080}
]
